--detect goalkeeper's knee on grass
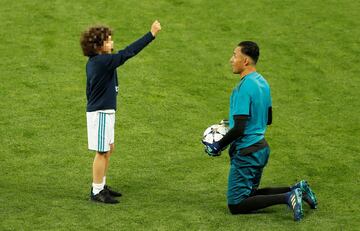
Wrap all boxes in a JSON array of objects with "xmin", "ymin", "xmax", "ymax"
[{"xmin": 228, "ymin": 193, "xmax": 288, "ymax": 214}]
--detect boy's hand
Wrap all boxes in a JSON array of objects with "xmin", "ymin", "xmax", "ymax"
[{"xmin": 151, "ymin": 20, "xmax": 161, "ymax": 37}]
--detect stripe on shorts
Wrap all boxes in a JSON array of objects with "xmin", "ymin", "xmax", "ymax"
[
  {"xmin": 102, "ymin": 113, "xmax": 106, "ymax": 151},
  {"xmin": 98, "ymin": 112, "xmax": 106, "ymax": 152},
  {"xmin": 98, "ymin": 113, "xmax": 102, "ymax": 152}
]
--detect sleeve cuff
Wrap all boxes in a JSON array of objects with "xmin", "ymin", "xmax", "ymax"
[{"xmin": 147, "ymin": 31, "xmax": 155, "ymax": 40}]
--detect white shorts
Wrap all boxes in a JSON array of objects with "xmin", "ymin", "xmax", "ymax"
[{"xmin": 86, "ymin": 110, "xmax": 115, "ymax": 152}]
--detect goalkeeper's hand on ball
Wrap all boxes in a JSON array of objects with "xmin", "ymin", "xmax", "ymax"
[
  {"xmin": 219, "ymin": 119, "xmax": 229, "ymax": 126},
  {"xmin": 202, "ymin": 141, "xmax": 221, "ymax": 157}
]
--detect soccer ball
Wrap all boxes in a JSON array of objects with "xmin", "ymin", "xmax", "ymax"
[{"xmin": 202, "ymin": 123, "xmax": 229, "ymax": 144}]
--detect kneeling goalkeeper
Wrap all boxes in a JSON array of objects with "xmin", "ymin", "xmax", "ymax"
[{"xmin": 202, "ymin": 41, "xmax": 318, "ymax": 221}]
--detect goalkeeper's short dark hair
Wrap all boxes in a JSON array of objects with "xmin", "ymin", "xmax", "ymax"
[
  {"xmin": 238, "ymin": 41, "xmax": 260, "ymax": 64},
  {"xmin": 80, "ymin": 26, "xmax": 112, "ymax": 57}
]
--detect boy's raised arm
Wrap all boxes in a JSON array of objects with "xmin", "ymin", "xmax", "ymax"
[{"xmin": 104, "ymin": 20, "xmax": 161, "ymax": 69}]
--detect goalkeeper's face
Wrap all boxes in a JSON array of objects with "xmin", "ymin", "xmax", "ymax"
[{"xmin": 230, "ymin": 47, "xmax": 250, "ymax": 74}]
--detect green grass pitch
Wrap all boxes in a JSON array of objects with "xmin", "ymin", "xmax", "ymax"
[{"xmin": 0, "ymin": 0, "xmax": 359, "ymax": 230}]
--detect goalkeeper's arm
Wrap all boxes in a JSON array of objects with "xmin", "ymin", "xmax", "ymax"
[{"xmin": 217, "ymin": 115, "xmax": 248, "ymax": 150}]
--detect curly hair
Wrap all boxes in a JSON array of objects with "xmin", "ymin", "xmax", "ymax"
[{"xmin": 80, "ymin": 26, "xmax": 112, "ymax": 57}]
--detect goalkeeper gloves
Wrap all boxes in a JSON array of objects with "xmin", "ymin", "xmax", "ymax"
[{"xmin": 202, "ymin": 141, "xmax": 221, "ymax": 157}]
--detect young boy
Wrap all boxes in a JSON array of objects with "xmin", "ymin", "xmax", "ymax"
[{"xmin": 80, "ymin": 20, "xmax": 161, "ymax": 204}]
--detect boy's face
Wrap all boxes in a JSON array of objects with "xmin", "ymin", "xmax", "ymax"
[{"xmin": 101, "ymin": 35, "xmax": 114, "ymax": 54}]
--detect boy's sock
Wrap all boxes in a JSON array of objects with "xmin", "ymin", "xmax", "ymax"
[
  {"xmin": 92, "ymin": 182, "xmax": 104, "ymax": 195},
  {"xmin": 103, "ymin": 176, "xmax": 106, "ymax": 186}
]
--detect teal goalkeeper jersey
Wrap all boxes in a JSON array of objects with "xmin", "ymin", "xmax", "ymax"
[{"xmin": 229, "ymin": 72, "xmax": 272, "ymax": 149}]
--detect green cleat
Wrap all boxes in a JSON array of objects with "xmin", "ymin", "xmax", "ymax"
[
  {"xmin": 293, "ymin": 180, "xmax": 318, "ymax": 209},
  {"xmin": 287, "ymin": 188, "xmax": 304, "ymax": 221}
]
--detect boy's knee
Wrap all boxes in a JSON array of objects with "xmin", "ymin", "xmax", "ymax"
[
  {"xmin": 103, "ymin": 145, "xmax": 114, "ymax": 158},
  {"xmin": 96, "ymin": 151, "xmax": 110, "ymax": 157}
]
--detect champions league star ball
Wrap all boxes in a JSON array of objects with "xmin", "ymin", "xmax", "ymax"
[{"xmin": 202, "ymin": 123, "xmax": 229, "ymax": 144}]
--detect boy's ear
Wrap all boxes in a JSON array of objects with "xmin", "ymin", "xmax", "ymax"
[{"xmin": 94, "ymin": 44, "xmax": 102, "ymax": 53}]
